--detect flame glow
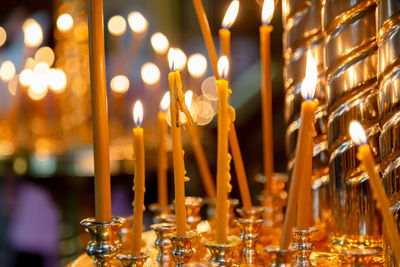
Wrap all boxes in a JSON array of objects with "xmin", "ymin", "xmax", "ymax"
[
  {"xmin": 160, "ymin": 92, "xmax": 170, "ymax": 112},
  {"xmin": 108, "ymin": 15, "xmax": 126, "ymax": 36},
  {"xmin": 188, "ymin": 53, "xmax": 207, "ymax": 78},
  {"xmin": 141, "ymin": 62, "xmax": 160, "ymax": 86},
  {"xmin": 174, "ymin": 48, "xmax": 187, "ymax": 71},
  {"xmin": 0, "ymin": 61, "xmax": 16, "ymax": 82},
  {"xmin": 168, "ymin": 48, "xmax": 176, "ymax": 71},
  {"xmin": 185, "ymin": 90, "xmax": 194, "ymax": 110},
  {"xmin": 128, "ymin": 12, "xmax": 148, "ymax": 34},
  {"xmin": 34, "ymin": 46, "xmax": 55, "ymax": 67},
  {"xmin": 262, "ymin": 0, "xmax": 274, "ymax": 25},
  {"xmin": 0, "ymin": 26, "xmax": 6, "ymax": 47},
  {"xmin": 47, "ymin": 69, "xmax": 67, "ymax": 93},
  {"xmin": 349, "ymin": 121, "xmax": 367, "ymax": 145},
  {"xmin": 23, "ymin": 19, "xmax": 43, "ymax": 47},
  {"xmin": 133, "ymin": 100, "xmax": 144, "ymax": 126},
  {"xmin": 28, "ymin": 62, "xmax": 49, "ymax": 100},
  {"xmin": 222, "ymin": 0, "xmax": 239, "ymax": 29},
  {"xmin": 300, "ymin": 51, "xmax": 317, "ymax": 100},
  {"xmin": 57, "ymin": 13, "xmax": 74, "ymax": 32},
  {"xmin": 19, "ymin": 69, "xmax": 33, "ymax": 86},
  {"xmin": 110, "ymin": 75, "xmax": 130, "ymax": 93},
  {"xmin": 151, "ymin": 32, "xmax": 169, "ymax": 54},
  {"xmin": 218, "ymin": 56, "xmax": 229, "ymax": 79}
]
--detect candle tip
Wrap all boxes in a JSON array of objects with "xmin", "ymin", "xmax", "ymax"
[
  {"xmin": 300, "ymin": 51, "xmax": 317, "ymax": 100},
  {"xmin": 349, "ymin": 121, "xmax": 367, "ymax": 145},
  {"xmin": 133, "ymin": 100, "xmax": 144, "ymax": 126},
  {"xmin": 222, "ymin": 0, "xmax": 240, "ymax": 29},
  {"xmin": 218, "ymin": 56, "xmax": 229, "ymax": 80},
  {"xmin": 262, "ymin": 0, "xmax": 274, "ymax": 25}
]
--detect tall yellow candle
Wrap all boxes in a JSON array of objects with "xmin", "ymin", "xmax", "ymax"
[
  {"xmin": 184, "ymin": 91, "xmax": 216, "ymax": 200},
  {"xmin": 280, "ymin": 51, "xmax": 318, "ymax": 249},
  {"xmin": 131, "ymin": 101, "xmax": 146, "ymax": 256},
  {"xmin": 216, "ymin": 56, "xmax": 233, "ymax": 244},
  {"xmin": 157, "ymin": 92, "xmax": 170, "ymax": 207},
  {"xmin": 349, "ymin": 121, "xmax": 400, "ymax": 264},
  {"xmin": 168, "ymin": 48, "xmax": 192, "ymax": 237},
  {"xmin": 260, "ymin": 0, "xmax": 274, "ymax": 196},
  {"xmin": 88, "ymin": 0, "xmax": 111, "ymax": 223}
]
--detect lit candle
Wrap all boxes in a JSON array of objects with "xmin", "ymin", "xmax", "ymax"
[
  {"xmin": 158, "ymin": 92, "xmax": 170, "ymax": 207},
  {"xmin": 260, "ymin": 0, "xmax": 274, "ymax": 196},
  {"xmin": 280, "ymin": 51, "xmax": 318, "ymax": 249},
  {"xmin": 88, "ymin": 0, "xmax": 112, "ymax": 223},
  {"xmin": 349, "ymin": 121, "xmax": 400, "ymax": 263},
  {"xmin": 107, "ymin": 15, "xmax": 126, "ymax": 52},
  {"xmin": 168, "ymin": 48, "xmax": 193, "ymax": 237},
  {"xmin": 131, "ymin": 101, "xmax": 146, "ymax": 256},
  {"xmin": 184, "ymin": 91, "xmax": 216, "ymax": 200},
  {"xmin": 216, "ymin": 56, "xmax": 234, "ymax": 244},
  {"xmin": 219, "ymin": 0, "xmax": 239, "ymax": 65}
]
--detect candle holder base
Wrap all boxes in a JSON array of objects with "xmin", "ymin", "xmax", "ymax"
[
  {"xmin": 264, "ymin": 245, "xmax": 293, "ymax": 267},
  {"xmin": 234, "ymin": 218, "xmax": 264, "ymax": 265},
  {"xmin": 205, "ymin": 236, "xmax": 242, "ymax": 266},
  {"xmin": 168, "ymin": 231, "xmax": 197, "ymax": 267},
  {"xmin": 236, "ymin": 206, "xmax": 265, "ymax": 220},
  {"xmin": 292, "ymin": 227, "xmax": 318, "ymax": 266},
  {"xmin": 80, "ymin": 216, "xmax": 126, "ymax": 267},
  {"xmin": 150, "ymin": 223, "xmax": 176, "ymax": 263},
  {"xmin": 117, "ymin": 252, "xmax": 149, "ymax": 267}
]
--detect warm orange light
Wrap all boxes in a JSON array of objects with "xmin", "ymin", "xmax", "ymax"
[
  {"xmin": 34, "ymin": 46, "xmax": 55, "ymax": 67},
  {"xmin": 168, "ymin": 48, "xmax": 176, "ymax": 71},
  {"xmin": 174, "ymin": 48, "xmax": 187, "ymax": 71},
  {"xmin": 185, "ymin": 90, "xmax": 194, "ymax": 110},
  {"xmin": 0, "ymin": 60, "xmax": 16, "ymax": 81},
  {"xmin": 127, "ymin": 12, "xmax": 148, "ymax": 34},
  {"xmin": 188, "ymin": 53, "xmax": 207, "ymax": 78},
  {"xmin": 262, "ymin": 0, "xmax": 274, "ymax": 25},
  {"xmin": 47, "ymin": 68, "xmax": 67, "ymax": 93},
  {"xmin": 28, "ymin": 62, "xmax": 49, "ymax": 100},
  {"xmin": 349, "ymin": 121, "xmax": 367, "ymax": 145},
  {"xmin": 19, "ymin": 69, "xmax": 33, "ymax": 86},
  {"xmin": 222, "ymin": 0, "xmax": 239, "ymax": 29},
  {"xmin": 141, "ymin": 62, "xmax": 160, "ymax": 86},
  {"xmin": 107, "ymin": 15, "xmax": 126, "ymax": 36},
  {"xmin": 160, "ymin": 92, "xmax": 170, "ymax": 112},
  {"xmin": 151, "ymin": 32, "xmax": 169, "ymax": 54},
  {"xmin": 133, "ymin": 100, "xmax": 144, "ymax": 126},
  {"xmin": 218, "ymin": 56, "xmax": 229, "ymax": 79},
  {"xmin": 0, "ymin": 26, "xmax": 6, "ymax": 47},
  {"xmin": 23, "ymin": 19, "xmax": 43, "ymax": 47},
  {"xmin": 300, "ymin": 51, "xmax": 317, "ymax": 100},
  {"xmin": 110, "ymin": 75, "xmax": 129, "ymax": 93},
  {"xmin": 57, "ymin": 13, "xmax": 74, "ymax": 32}
]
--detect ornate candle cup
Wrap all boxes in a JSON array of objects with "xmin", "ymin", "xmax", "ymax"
[
  {"xmin": 234, "ymin": 218, "xmax": 263, "ymax": 265},
  {"xmin": 80, "ymin": 216, "xmax": 126, "ymax": 267},
  {"xmin": 150, "ymin": 223, "xmax": 176, "ymax": 264},
  {"xmin": 292, "ymin": 227, "xmax": 318, "ymax": 266},
  {"xmin": 236, "ymin": 206, "xmax": 265, "ymax": 220},
  {"xmin": 117, "ymin": 252, "xmax": 149, "ymax": 267},
  {"xmin": 185, "ymin": 196, "xmax": 204, "ymax": 230},
  {"xmin": 149, "ymin": 202, "xmax": 173, "ymax": 216},
  {"xmin": 168, "ymin": 231, "xmax": 197, "ymax": 267},
  {"xmin": 205, "ymin": 236, "xmax": 242, "ymax": 266},
  {"xmin": 264, "ymin": 246, "xmax": 292, "ymax": 267}
]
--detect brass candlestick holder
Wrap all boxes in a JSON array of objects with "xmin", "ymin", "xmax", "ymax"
[
  {"xmin": 236, "ymin": 206, "xmax": 265, "ymax": 220},
  {"xmin": 234, "ymin": 218, "xmax": 264, "ymax": 265},
  {"xmin": 292, "ymin": 227, "xmax": 318, "ymax": 266},
  {"xmin": 168, "ymin": 231, "xmax": 197, "ymax": 267},
  {"xmin": 80, "ymin": 216, "xmax": 126, "ymax": 267},
  {"xmin": 205, "ymin": 236, "xmax": 242, "ymax": 266},
  {"xmin": 150, "ymin": 223, "xmax": 176, "ymax": 264},
  {"xmin": 264, "ymin": 246, "xmax": 293, "ymax": 267},
  {"xmin": 185, "ymin": 197, "xmax": 204, "ymax": 230},
  {"xmin": 117, "ymin": 252, "xmax": 149, "ymax": 267}
]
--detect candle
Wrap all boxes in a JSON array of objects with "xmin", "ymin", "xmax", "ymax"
[
  {"xmin": 131, "ymin": 101, "xmax": 146, "ymax": 256},
  {"xmin": 158, "ymin": 92, "xmax": 170, "ymax": 207},
  {"xmin": 216, "ymin": 56, "xmax": 233, "ymax": 244},
  {"xmin": 88, "ymin": 0, "xmax": 111, "ymax": 223},
  {"xmin": 168, "ymin": 48, "xmax": 193, "ymax": 237},
  {"xmin": 184, "ymin": 91, "xmax": 216, "ymax": 200},
  {"xmin": 219, "ymin": 0, "xmax": 239, "ymax": 66},
  {"xmin": 349, "ymin": 121, "xmax": 400, "ymax": 263},
  {"xmin": 260, "ymin": 0, "xmax": 274, "ymax": 196},
  {"xmin": 280, "ymin": 51, "xmax": 318, "ymax": 249}
]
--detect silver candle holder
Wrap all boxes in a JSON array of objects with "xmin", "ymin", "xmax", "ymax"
[
  {"xmin": 205, "ymin": 236, "xmax": 242, "ymax": 266},
  {"xmin": 292, "ymin": 227, "xmax": 317, "ymax": 266},
  {"xmin": 150, "ymin": 222, "xmax": 176, "ymax": 264},
  {"xmin": 264, "ymin": 245, "xmax": 293, "ymax": 267},
  {"xmin": 117, "ymin": 252, "xmax": 149, "ymax": 267},
  {"xmin": 168, "ymin": 231, "xmax": 197, "ymax": 267},
  {"xmin": 234, "ymin": 218, "xmax": 263, "ymax": 265}
]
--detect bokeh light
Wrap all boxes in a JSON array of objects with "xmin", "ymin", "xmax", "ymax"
[
  {"xmin": 127, "ymin": 12, "xmax": 147, "ymax": 34},
  {"xmin": 174, "ymin": 48, "xmax": 187, "ymax": 71},
  {"xmin": 188, "ymin": 53, "xmax": 207, "ymax": 78},
  {"xmin": 151, "ymin": 32, "xmax": 169, "ymax": 54},
  {"xmin": 23, "ymin": 19, "xmax": 43, "ymax": 47},
  {"xmin": 141, "ymin": 62, "xmax": 160, "ymax": 86},
  {"xmin": 47, "ymin": 69, "xmax": 67, "ymax": 93},
  {"xmin": 19, "ymin": 69, "xmax": 33, "ymax": 86},
  {"xmin": 34, "ymin": 46, "xmax": 55, "ymax": 67},
  {"xmin": 201, "ymin": 76, "xmax": 218, "ymax": 101},
  {"xmin": 108, "ymin": 15, "xmax": 127, "ymax": 36},
  {"xmin": 0, "ymin": 26, "xmax": 6, "ymax": 47},
  {"xmin": 57, "ymin": 13, "xmax": 74, "ymax": 32},
  {"xmin": 110, "ymin": 75, "xmax": 130, "ymax": 93},
  {"xmin": 0, "ymin": 60, "xmax": 16, "ymax": 81}
]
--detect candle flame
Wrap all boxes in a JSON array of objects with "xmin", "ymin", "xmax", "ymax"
[
  {"xmin": 128, "ymin": 12, "xmax": 148, "ymax": 34},
  {"xmin": 47, "ymin": 68, "xmax": 67, "ymax": 93},
  {"xmin": 188, "ymin": 53, "xmax": 207, "ymax": 78},
  {"xmin": 160, "ymin": 92, "xmax": 170, "ymax": 112},
  {"xmin": 141, "ymin": 62, "xmax": 160, "ymax": 86},
  {"xmin": 262, "ymin": 0, "xmax": 274, "ymax": 24},
  {"xmin": 222, "ymin": 0, "xmax": 239, "ymax": 29},
  {"xmin": 151, "ymin": 32, "xmax": 169, "ymax": 54},
  {"xmin": 185, "ymin": 90, "xmax": 193, "ymax": 110},
  {"xmin": 349, "ymin": 121, "xmax": 367, "ymax": 145},
  {"xmin": 57, "ymin": 13, "xmax": 74, "ymax": 32},
  {"xmin": 168, "ymin": 48, "xmax": 176, "ymax": 71},
  {"xmin": 111, "ymin": 75, "xmax": 129, "ymax": 93},
  {"xmin": 218, "ymin": 56, "xmax": 229, "ymax": 80},
  {"xmin": 108, "ymin": 15, "xmax": 126, "ymax": 36},
  {"xmin": 300, "ymin": 51, "xmax": 317, "ymax": 100},
  {"xmin": 133, "ymin": 100, "xmax": 144, "ymax": 126},
  {"xmin": 23, "ymin": 19, "xmax": 43, "ymax": 47}
]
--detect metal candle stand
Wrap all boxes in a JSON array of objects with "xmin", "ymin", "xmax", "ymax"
[
  {"xmin": 168, "ymin": 231, "xmax": 197, "ymax": 267},
  {"xmin": 117, "ymin": 252, "xmax": 149, "ymax": 267},
  {"xmin": 234, "ymin": 218, "xmax": 263, "ymax": 265},
  {"xmin": 151, "ymin": 223, "xmax": 176, "ymax": 264},
  {"xmin": 292, "ymin": 227, "xmax": 318, "ymax": 266},
  {"xmin": 205, "ymin": 236, "xmax": 242, "ymax": 266}
]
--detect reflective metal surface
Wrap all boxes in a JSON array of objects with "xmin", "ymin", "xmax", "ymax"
[
  {"xmin": 323, "ymin": 0, "xmax": 381, "ymax": 247},
  {"xmin": 377, "ymin": 0, "xmax": 400, "ymax": 265},
  {"xmin": 282, "ymin": 0, "xmax": 330, "ymax": 225}
]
